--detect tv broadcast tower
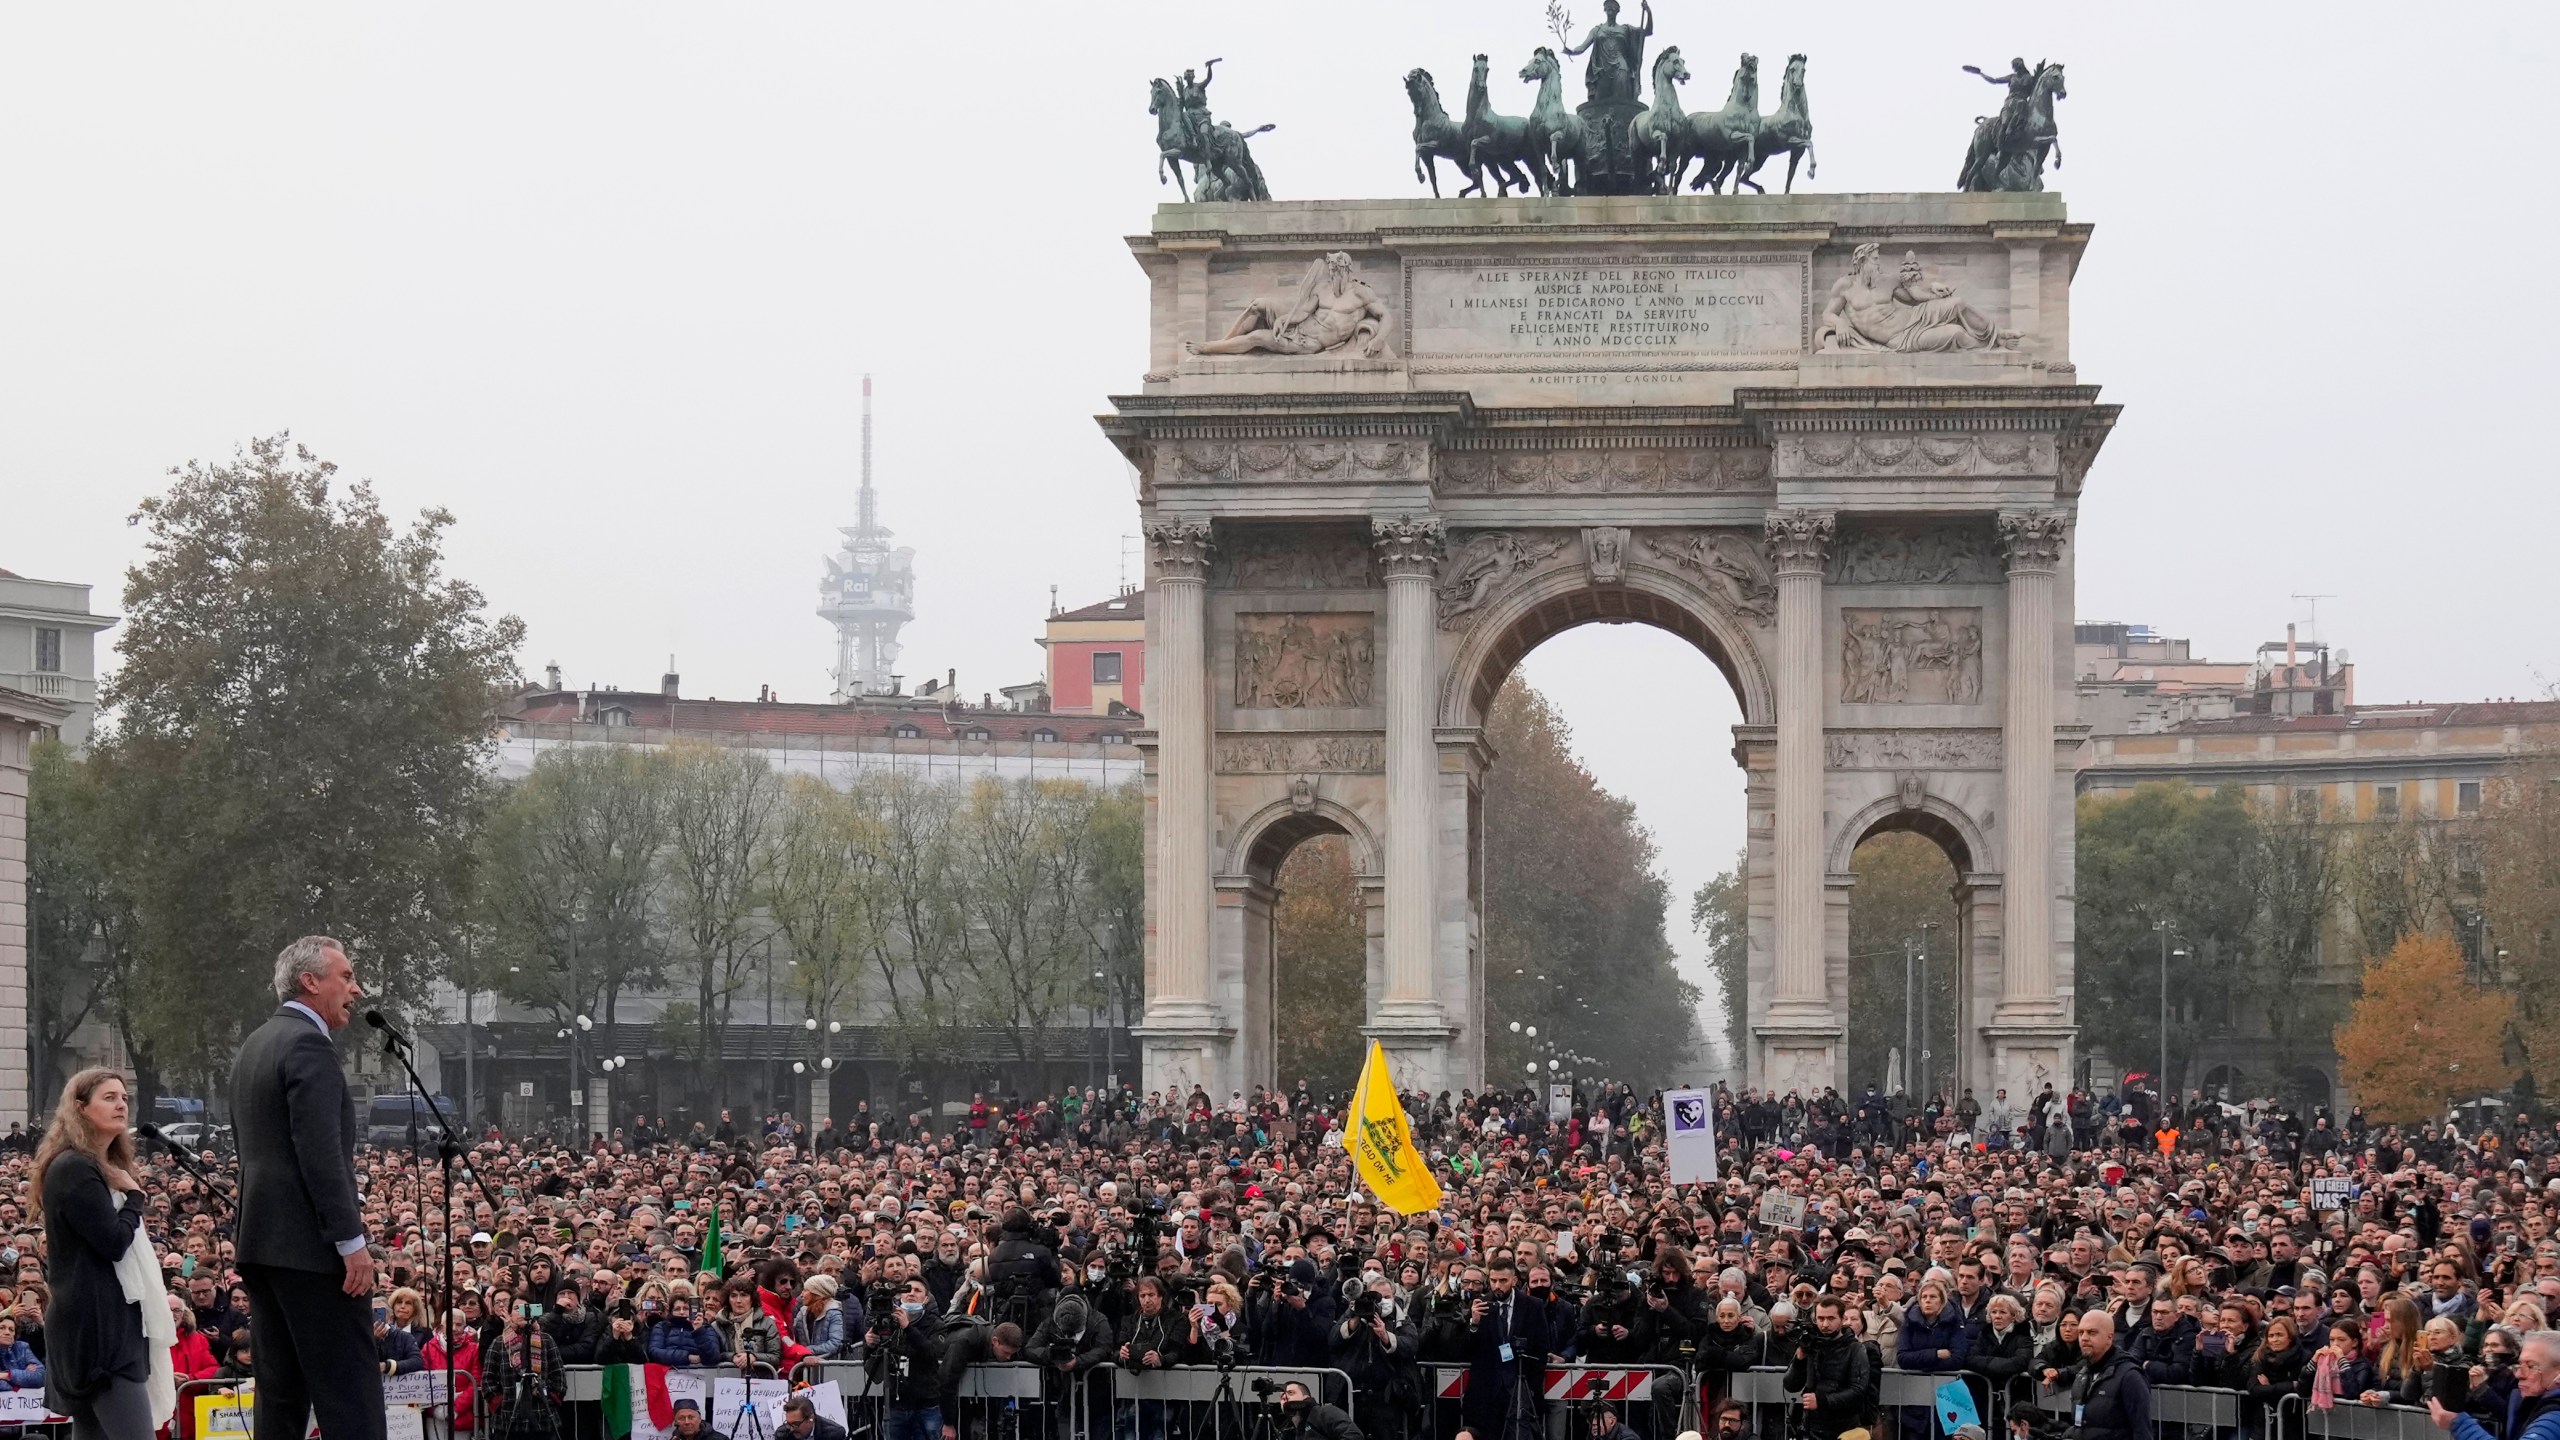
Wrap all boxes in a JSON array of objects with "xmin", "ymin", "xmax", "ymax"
[{"xmin": 819, "ymin": 375, "xmax": 916, "ymax": 700}]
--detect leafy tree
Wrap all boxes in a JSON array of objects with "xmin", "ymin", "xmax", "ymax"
[
  {"xmin": 1482, "ymin": 681, "xmax": 1704, "ymax": 1088},
  {"xmin": 2334, "ymin": 931, "xmax": 2514, "ymax": 1122},
  {"xmin": 2481, "ymin": 754, "xmax": 2560, "ymax": 1082},
  {"xmin": 93, "ymin": 434, "xmax": 522, "ymax": 1075},
  {"xmin": 1843, "ymin": 831, "xmax": 1959, "ymax": 1097},
  {"xmin": 658, "ymin": 742, "xmax": 781, "ymax": 1104},
  {"xmin": 1083, "ymin": 781, "xmax": 1146, "ymax": 1045},
  {"xmin": 476, "ymin": 744, "xmax": 670, "ymax": 1035},
  {"xmin": 1274, "ymin": 835, "xmax": 1367, "ymax": 1096},
  {"xmin": 2074, "ymin": 784, "xmax": 2263, "ymax": 1094},
  {"xmin": 1689, "ymin": 853, "xmax": 1747, "ymax": 1071},
  {"xmin": 765, "ymin": 776, "xmax": 881, "ymax": 1050},
  {"xmin": 24, "ymin": 742, "xmax": 131, "ymax": 1108}
]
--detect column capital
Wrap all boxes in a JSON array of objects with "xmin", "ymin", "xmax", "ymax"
[
  {"xmin": 1144, "ymin": 520, "xmax": 1215, "ymax": 582},
  {"xmin": 1763, "ymin": 508, "xmax": 1835, "ymax": 577},
  {"xmin": 1996, "ymin": 509, "xmax": 2068, "ymax": 575},
  {"xmin": 1372, "ymin": 514, "xmax": 1446, "ymax": 580}
]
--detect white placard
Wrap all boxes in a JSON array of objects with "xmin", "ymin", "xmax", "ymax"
[
  {"xmin": 0, "ymin": 1393, "xmax": 61, "ymax": 1424},
  {"xmin": 383, "ymin": 1370, "xmax": 454, "ymax": 1407},
  {"xmin": 1548, "ymin": 1084, "xmax": 1574, "ymax": 1123},
  {"xmin": 756, "ymin": 1380, "xmax": 844, "ymax": 1434},
  {"xmin": 1664, "ymin": 1088, "xmax": 1720, "ymax": 1185},
  {"xmin": 2310, "ymin": 1176, "xmax": 2354, "ymax": 1213},
  {"xmin": 385, "ymin": 1405, "xmax": 426, "ymax": 1440},
  {"xmin": 1756, "ymin": 1190, "xmax": 1809, "ymax": 1231},
  {"xmin": 716, "ymin": 1377, "xmax": 790, "ymax": 1433}
]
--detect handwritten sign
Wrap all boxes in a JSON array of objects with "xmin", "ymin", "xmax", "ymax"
[{"xmin": 1756, "ymin": 1192, "xmax": 1808, "ymax": 1231}]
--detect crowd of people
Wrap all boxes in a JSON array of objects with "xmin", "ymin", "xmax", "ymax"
[{"xmin": 14, "ymin": 1070, "xmax": 2560, "ymax": 1440}]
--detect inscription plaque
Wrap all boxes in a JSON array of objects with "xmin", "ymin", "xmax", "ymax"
[{"xmin": 1405, "ymin": 254, "xmax": 1808, "ymax": 371}]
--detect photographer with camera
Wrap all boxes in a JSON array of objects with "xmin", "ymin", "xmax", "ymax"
[
  {"xmin": 988, "ymin": 1208, "xmax": 1063, "ymax": 1333},
  {"xmin": 1114, "ymin": 1276, "xmax": 1185, "ymax": 1440},
  {"xmin": 1330, "ymin": 1276, "xmax": 1420, "ymax": 1440},
  {"xmin": 1026, "ymin": 1292, "xmax": 1112, "ymax": 1440},
  {"xmin": 597, "ymin": 1301, "xmax": 650, "ymax": 1367},
  {"xmin": 1245, "ymin": 1259, "xmax": 1330, "ymax": 1369},
  {"xmin": 1783, "ymin": 1296, "xmax": 1874, "ymax": 1440},
  {"xmin": 1577, "ymin": 1264, "xmax": 1652, "ymax": 1367},
  {"xmin": 938, "ymin": 1320, "xmax": 1024, "ymax": 1440},
  {"xmin": 1269, "ymin": 1379, "xmax": 1362, "ymax": 1440},
  {"xmin": 867, "ymin": 1278, "xmax": 946, "ymax": 1440}
]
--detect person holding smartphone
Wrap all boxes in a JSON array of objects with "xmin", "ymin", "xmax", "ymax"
[{"xmin": 480, "ymin": 1301, "xmax": 562, "ymax": 1440}]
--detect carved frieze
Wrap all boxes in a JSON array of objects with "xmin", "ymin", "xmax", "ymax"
[
  {"xmin": 1840, "ymin": 607, "xmax": 1985, "ymax": 705},
  {"xmin": 1158, "ymin": 439, "xmax": 1426, "ymax": 486},
  {"xmin": 1234, "ymin": 613, "xmax": 1376, "ymax": 709},
  {"xmin": 1638, "ymin": 529, "xmax": 1778, "ymax": 624},
  {"xmin": 1436, "ymin": 446, "xmax": 1770, "ymax": 496},
  {"xmin": 1773, "ymin": 431, "xmax": 2054, "ymax": 479},
  {"xmin": 1824, "ymin": 728, "xmax": 2002, "ymax": 771},
  {"xmin": 1826, "ymin": 521, "xmax": 2003, "ymax": 586},
  {"xmin": 1435, "ymin": 531, "xmax": 1571, "ymax": 629},
  {"xmin": 1216, "ymin": 733, "xmax": 1384, "ymax": 774},
  {"xmin": 1214, "ymin": 525, "xmax": 1376, "ymax": 591}
]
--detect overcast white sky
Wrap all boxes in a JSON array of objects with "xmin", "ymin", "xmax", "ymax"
[{"xmin": 7, "ymin": 4, "xmax": 2555, "ymax": 1061}]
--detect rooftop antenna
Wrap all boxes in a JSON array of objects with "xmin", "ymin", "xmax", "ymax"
[
  {"xmin": 2290, "ymin": 593, "xmax": 2335, "ymax": 643},
  {"xmin": 858, "ymin": 374, "xmax": 876, "ymax": 537}
]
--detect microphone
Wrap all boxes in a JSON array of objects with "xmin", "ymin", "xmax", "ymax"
[
  {"xmin": 138, "ymin": 1124, "xmax": 226, "ymax": 1192},
  {"xmin": 365, "ymin": 1008, "xmax": 413, "ymax": 1053}
]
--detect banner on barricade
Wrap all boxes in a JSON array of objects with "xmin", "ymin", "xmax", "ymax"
[
  {"xmin": 0, "ymin": 1392, "xmax": 63, "ymax": 1425},
  {"xmin": 756, "ymin": 1381, "xmax": 844, "ymax": 1435},
  {"xmin": 383, "ymin": 1370, "xmax": 455, "ymax": 1407},
  {"xmin": 194, "ymin": 1391, "xmax": 257, "ymax": 1438},
  {"xmin": 1664, "ymin": 1088, "xmax": 1719, "ymax": 1184},
  {"xmin": 717, "ymin": 1378, "xmax": 790, "ymax": 1434},
  {"xmin": 1935, "ymin": 1379, "xmax": 1981, "ymax": 1434},
  {"xmin": 1434, "ymin": 1367, "xmax": 1657, "ymax": 1401}
]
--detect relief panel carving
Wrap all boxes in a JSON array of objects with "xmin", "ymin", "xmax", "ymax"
[
  {"xmin": 1436, "ymin": 446, "xmax": 1770, "ymax": 496},
  {"xmin": 1213, "ymin": 526, "xmax": 1376, "ymax": 590},
  {"xmin": 1157, "ymin": 440, "xmax": 1425, "ymax": 486},
  {"xmin": 1234, "ymin": 613, "xmax": 1376, "ymax": 709},
  {"xmin": 1823, "ymin": 729, "xmax": 2002, "ymax": 771},
  {"xmin": 1639, "ymin": 529, "xmax": 1778, "ymax": 624},
  {"xmin": 1840, "ymin": 607, "xmax": 1985, "ymax": 705},
  {"xmin": 1216, "ymin": 733, "xmax": 1384, "ymax": 774},
  {"xmin": 1435, "ymin": 531, "xmax": 1571, "ymax": 629},
  {"xmin": 1826, "ymin": 521, "xmax": 2004, "ymax": 585},
  {"xmin": 1773, "ymin": 431, "xmax": 2053, "ymax": 479}
]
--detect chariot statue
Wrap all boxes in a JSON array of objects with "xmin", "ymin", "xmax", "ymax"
[
  {"xmin": 1957, "ymin": 58, "xmax": 2065, "ymax": 192},
  {"xmin": 1148, "ymin": 57, "xmax": 1273, "ymax": 202}
]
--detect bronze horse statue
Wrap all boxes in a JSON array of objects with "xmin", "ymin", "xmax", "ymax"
[
  {"xmin": 1461, "ymin": 52, "xmax": 1544, "ymax": 196},
  {"xmin": 1731, "ymin": 52, "xmax": 1814, "ymax": 194},
  {"xmin": 1406, "ymin": 68, "xmax": 1478, "ymax": 198},
  {"xmin": 1147, "ymin": 78, "xmax": 1196, "ymax": 200},
  {"xmin": 1959, "ymin": 61, "xmax": 2065, "ymax": 192}
]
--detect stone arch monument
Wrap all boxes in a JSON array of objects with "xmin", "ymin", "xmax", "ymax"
[{"xmin": 1099, "ymin": 194, "xmax": 2117, "ymax": 1099}]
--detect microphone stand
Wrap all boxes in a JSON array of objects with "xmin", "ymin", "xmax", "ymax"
[{"xmin": 378, "ymin": 1024, "xmax": 505, "ymax": 1439}]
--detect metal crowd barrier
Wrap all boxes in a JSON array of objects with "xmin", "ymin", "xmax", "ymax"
[
  {"xmin": 1101, "ymin": 1365, "xmax": 1356, "ymax": 1440},
  {"xmin": 1421, "ymin": 1363, "xmax": 1689, "ymax": 1440},
  {"xmin": 2284, "ymin": 1391, "xmax": 2437, "ymax": 1440}
]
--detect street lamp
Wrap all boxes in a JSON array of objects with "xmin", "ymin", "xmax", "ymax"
[{"xmin": 2154, "ymin": 920, "xmax": 2185, "ymax": 1108}]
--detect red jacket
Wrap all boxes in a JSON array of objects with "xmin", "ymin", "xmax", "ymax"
[
  {"xmin": 424, "ymin": 1335, "xmax": 481, "ymax": 1430},
  {"xmin": 171, "ymin": 1328, "xmax": 221, "ymax": 1381}
]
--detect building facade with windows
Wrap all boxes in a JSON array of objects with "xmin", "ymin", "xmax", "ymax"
[
  {"xmin": 2076, "ymin": 698, "xmax": 2560, "ymax": 1109},
  {"xmin": 1039, "ymin": 590, "xmax": 1143, "ymax": 715},
  {"xmin": 0, "ymin": 569, "xmax": 117, "ymax": 750}
]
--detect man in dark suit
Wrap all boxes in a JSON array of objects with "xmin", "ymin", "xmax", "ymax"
[
  {"xmin": 1461, "ymin": 1257, "xmax": 1556, "ymax": 1440},
  {"xmin": 231, "ymin": 935, "xmax": 384, "ymax": 1440}
]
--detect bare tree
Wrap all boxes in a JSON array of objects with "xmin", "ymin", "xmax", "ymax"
[{"xmin": 658, "ymin": 742, "xmax": 781, "ymax": 1107}]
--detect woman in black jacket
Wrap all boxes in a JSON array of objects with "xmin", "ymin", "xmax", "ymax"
[
  {"xmin": 2244, "ymin": 1316, "xmax": 2313, "ymax": 1440},
  {"xmin": 32, "ymin": 1069, "xmax": 157, "ymax": 1440}
]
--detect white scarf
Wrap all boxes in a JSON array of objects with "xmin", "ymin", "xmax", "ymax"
[{"xmin": 109, "ymin": 1193, "xmax": 177, "ymax": 1428}]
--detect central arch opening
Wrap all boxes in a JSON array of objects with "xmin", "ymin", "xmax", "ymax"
[
  {"xmin": 1844, "ymin": 828, "xmax": 1964, "ymax": 1100},
  {"xmin": 1483, "ymin": 618, "xmax": 1747, "ymax": 1086},
  {"xmin": 1248, "ymin": 816, "xmax": 1371, "ymax": 1097}
]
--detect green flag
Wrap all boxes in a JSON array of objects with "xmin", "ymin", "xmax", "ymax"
[{"xmin": 702, "ymin": 1199, "xmax": 723, "ymax": 1275}]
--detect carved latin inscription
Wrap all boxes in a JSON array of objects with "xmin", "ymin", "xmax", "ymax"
[
  {"xmin": 1840, "ymin": 608, "xmax": 1985, "ymax": 705},
  {"xmin": 1234, "ymin": 613, "xmax": 1376, "ymax": 709},
  {"xmin": 1406, "ymin": 255, "xmax": 1807, "ymax": 362},
  {"xmin": 1216, "ymin": 733, "xmax": 1384, "ymax": 774}
]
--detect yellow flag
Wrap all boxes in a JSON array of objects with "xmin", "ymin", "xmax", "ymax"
[{"xmin": 1346, "ymin": 1042, "xmax": 1443, "ymax": 1215}]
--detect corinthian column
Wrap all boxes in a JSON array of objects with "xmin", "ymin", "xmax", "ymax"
[
  {"xmin": 1996, "ymin": 509, "xmax": 2067, "ymax": 1015},
  {"xmin": 1765, "ymin": 509, "xmax": 1834, "ymax": 1018},
  {"xmin": 1372, "ymin": 515, "xmax": 1446, "ymax": 1022},
  {"xmin": 1143, "ymin": 520, "xmax": 1217, "ymax": 1027}
]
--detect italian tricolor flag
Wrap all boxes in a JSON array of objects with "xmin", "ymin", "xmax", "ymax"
[{"xmin": 601, "ymin": 1365, "xmax": 675, "ymax": 1440}]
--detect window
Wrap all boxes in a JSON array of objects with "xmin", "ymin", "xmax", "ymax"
[
  {"xmin": 2291, "ymin": 787, "xmax": 2321, "ymax": 820},
  {"xmin": 2459, "ymin": 780, "xmax": 2482, "ymax": 815},
  {"xmin": 962, "ymin": 727, "xmax": 992, "ymax": 742},
  {"xmin": 597, "ymin": 705, "xmax": 632, "ymax": 728},
  {"xmin": 2375, "ymin": 784, "xmax": 2399, "ymax": 819},
  {"xmin": 1030, "ymin": 728, "xmax": 1058, "ymax": 744},
  {"xmin": 1099, "ymin": 731, "xmax": 1128, "ymax": 746},
  {"xmin": 1092, "ymin": 651, "xmax": 1123, "ymax": 685},
  {"xmin": 892, "ymin": 723, "xmax": 922, "ymax": 739},
  {"xmin": 32, "ymin": 628, "xmax": 62, "ymax": 674}
]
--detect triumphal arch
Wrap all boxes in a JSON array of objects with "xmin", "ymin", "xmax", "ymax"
[{"xmin": 1100, "ymin": 192, "xmax": 2116, "ymax": 1100}]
